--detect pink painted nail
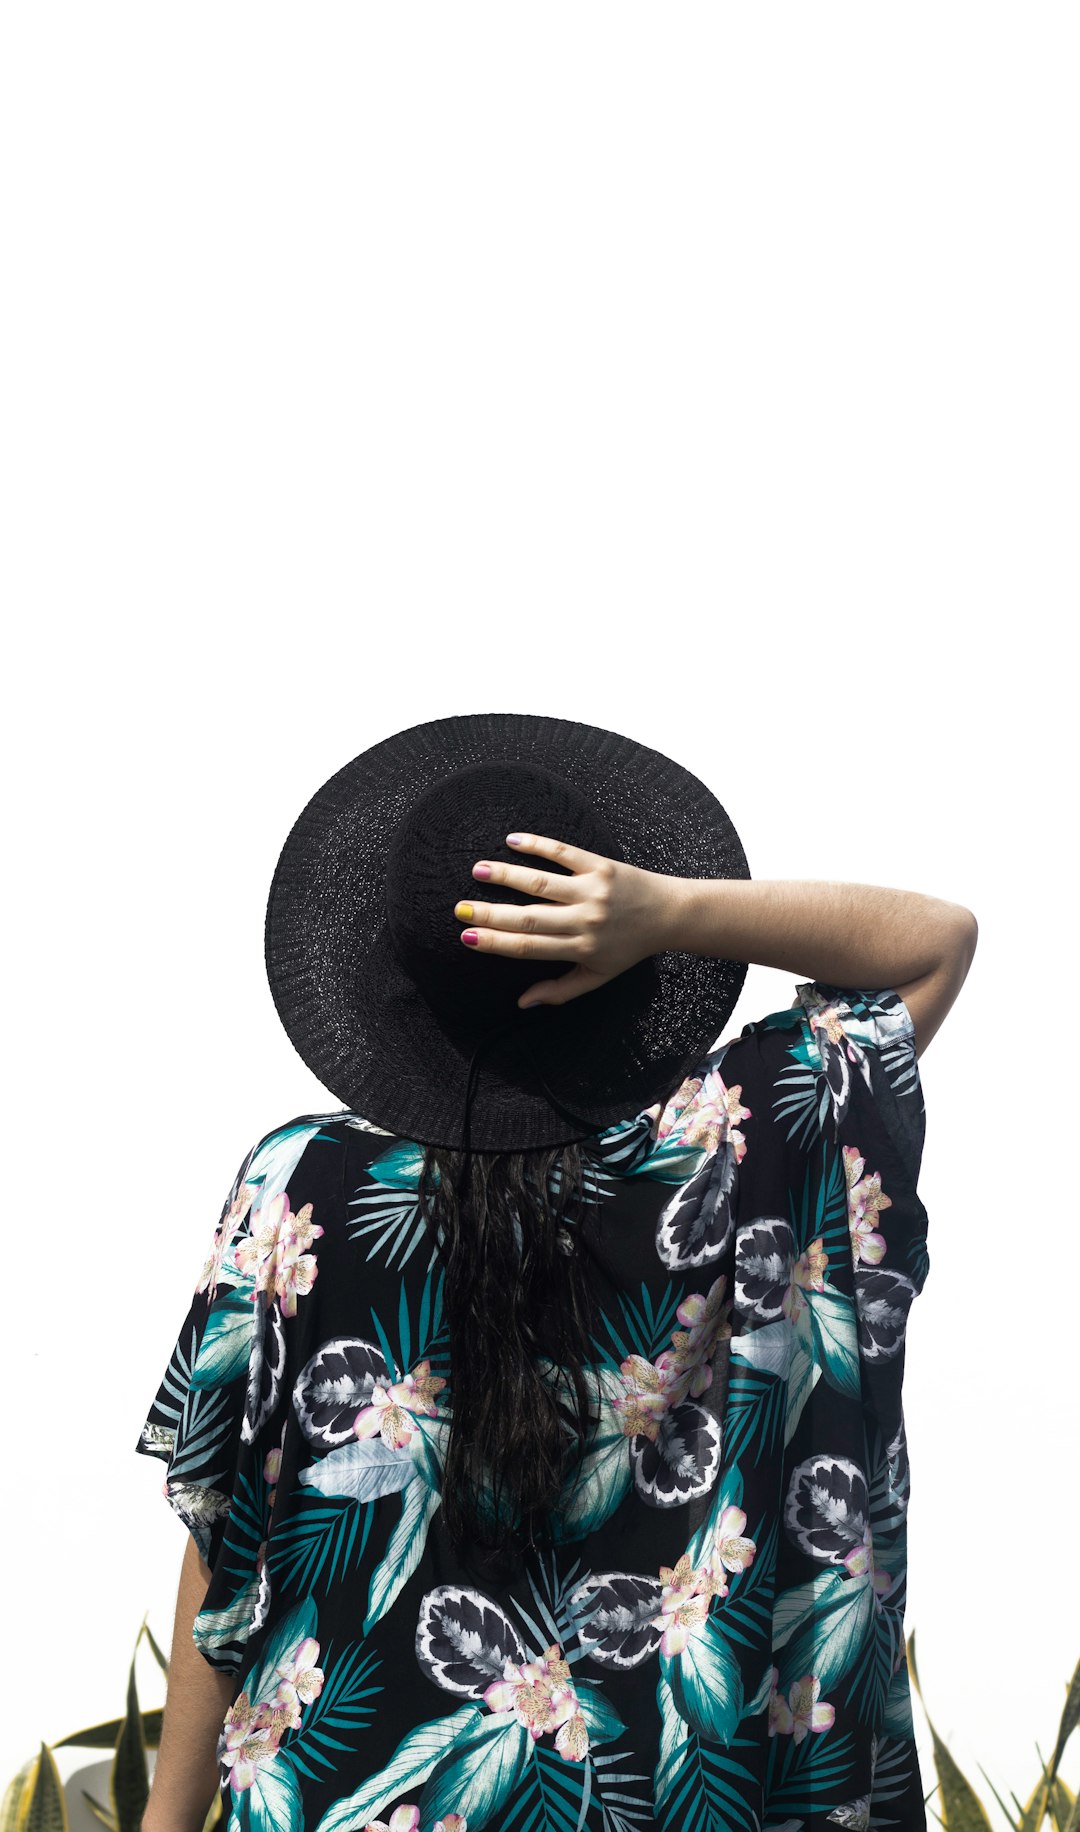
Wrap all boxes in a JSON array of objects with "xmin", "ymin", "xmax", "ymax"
[
  {"xmin": 462, "ymin": 930, "xmax": 479, "ymax": 946},
  {"xmin": 473, "ymin": 862, "xmax": 492, "ymax": 880},
  {"xmin": 507, "ymin": 834, "xmax": 524, "ymax": 845}
]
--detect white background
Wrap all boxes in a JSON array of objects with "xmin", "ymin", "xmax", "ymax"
[{"xmin": 3, "ymin": 1, "xmax": 1078, "ymax": 1813}]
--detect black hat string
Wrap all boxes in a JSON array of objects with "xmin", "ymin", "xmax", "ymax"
[{"xmin": 459, "ymin": 1011, "xmax": 601, "ymax": 1161}]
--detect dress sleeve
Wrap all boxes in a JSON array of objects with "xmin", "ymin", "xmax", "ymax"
[
  {"xmin": 787, "ymin": 980, "xmax": 931, "ymax": 1453},
  {"xmin": 791, "ymin": 980, "xmax": 926, "ymax": 1191},
  {"xmin": 134, "ymin": 1122, "xmax": 336, "ymax": 1672}
]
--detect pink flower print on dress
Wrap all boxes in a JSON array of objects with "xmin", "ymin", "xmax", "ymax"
[
  {"xmin": 483, "ymin": 1643, "xmax": 589, "ymax": 1761},
  {"xmin": 617, "ymin": 1276, "xmax": 733, "ymax": 1447},
  {"xmin": 842, "ymin": 1525, "xmax": 894, "ymax": 1606},
  {"xmin": 365, "ymin": 1808, "xmax": 466, "ymax": 1832},
  {"xmin": 353, "ymin": 1359, "xmax": 447, "ymax": 1450},
  {"xmin": 788, "ymin": 1237, "xmax": 830, "ymax": 1321},
  {"xmin": 654, "ymin": 1071, "xmax": 752, "ymax": 1158},
  {"xmin": 702, "ymin": 1504, "xmax": 757, "ymax": 1596},
  {"xmin": 649, "ymin": 1554, "xmax": 725, "ymax": 1656},
  {"xmin": 363, "ymin": 1811, "xmax": 420, "ymax": 1832},
  {"xmin": 266, "ymin": 1635, "xmax": 325, "ymax": 1731},
  {"xmin": 218, "ymin": 1689, "xmax": 290, "ymax": 1790},
  {"xmin": 807, "ymin": 1000, "xmax": 851, "ymax": 1056},
  {"xmin": 197, "ymin": 1181, "xmax": 258, "ymax": 1297},
  {"xmin": 655, "ymin": 1276, "xmax": 733, "ymax": 1403},
  {"xmin": 614, "ymin": 1355, "xmax": 672, "ymax": 1441},
  {"xmin": 768, "ymin": 1670, "xmax": 836, "ymax": 1743},
  {"xmin": 363, "ymin": 1809, "xmax": 467, "ymax": 1831},
  {"xmin": 843, "ymin": 1146, "xmax": 892, "ymax": 1268},
  {"xmin": 234, "ymin": 1191, "xmax": 325, "ymax": 1318}
]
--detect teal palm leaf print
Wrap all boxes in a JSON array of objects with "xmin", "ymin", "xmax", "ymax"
[
  {"xmin": 268, "ymin": 1492, "xmax": 375, "ymax": 1597},
  {"xmin": 282, "ymin": 1638, "xmax": 382, "ymax": 1786},
  {"xmin": 345, "ymin": 1139, "xmax": 434, "ymax": 1269},
  {"xmin": 653, "ymin": 1673, "xmax": 761, "ymax": 1832},
  {"xmin": 293, "ymin": 1327, "xmax": 448, "ymax": 1632},
  {"xmin": 313, "ymin": 1703, "xmax": 482, "ymax": 1832}
]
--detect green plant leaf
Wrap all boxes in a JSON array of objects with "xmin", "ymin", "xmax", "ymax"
[
  {"xmin": 908, "ymin": 1628, "xmax": 994, "ymax": 1832},
  {"xmin": 54, "ymin": 1710, "xmax": 163, "ymax": 1752},
  {"xmin": 79, "ymin": 1794, "xmax": 118, "ymax": 1832},
  {"xmin": 1051, "ymin": 1663, "xmax": 1080, "ymax": 1779},
  {"xmin": 141, "ymin": 1619, "xmax": 170, "ymax": 1676},
  {"xmin": 110, "ymin": 1643, "xmax": 149, "ymax": 1832},
  {"xmin": 1021, "ymin": 1725, "xmax": 1080, "ymax": 1832},
  {"xmin": 1052, "ymin": 1777, "xmax": 1076, "ymax": 1832},
  {"xmin": 21, "ymin": 1744, "xmax": 69, "ymax": 1832},
  {"xmin": 0, "ymin": 1758, "xmax": 34, "ymax": 1832},
  {"xmin": 974, "ymin": 1760, "xmax": 1021, "ymax": 1832}
]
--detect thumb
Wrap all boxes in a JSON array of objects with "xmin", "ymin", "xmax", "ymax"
[{"xmin": 517, "ymin": 966, "xmax": 610, "ymax": 1010}]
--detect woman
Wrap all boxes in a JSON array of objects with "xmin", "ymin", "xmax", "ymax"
[{"xmin": 137, "ymin": 712, "xmax": 976, "ymax": 1832}]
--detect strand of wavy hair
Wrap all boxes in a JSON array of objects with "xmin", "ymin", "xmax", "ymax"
[{"xmin": 417, "ymin": 1138, "xmax": 610, "ymax": 1567}]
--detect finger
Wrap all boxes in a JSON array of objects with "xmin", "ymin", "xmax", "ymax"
[
  {"xmin": 457, "ymin": 923, "xmax": 583, "ymax": 961},
  {"xmin": 471, "ymin": 855, "xmax": 589, "ymax": 904},
  {"xmin": 455, "ymin": 898, "xmax": 579, "ymax": 935},
  {"xmin": 504, "ymin": 832, "xmax": 609, "ymax": 877},
  {"xmin": 517, "ymin": 965, "xmax": 612, "ymax": 1009}
]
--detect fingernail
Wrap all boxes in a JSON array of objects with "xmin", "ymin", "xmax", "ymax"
[
  {"xmin": 507, "ymin": 834, "xmax": 524, "ymax": 846},
  {"xmin": 473, "ymin": 862, "xmax": 492, "ymax": 880},
  {"xmin": 520, "ymin": 998, "xmax": 540, "ymax": 1008},
  {"xmin": 462, "ymin": 930, "xmax": 479, "ymax": 946},
  {"xmin": 455, "ymin": 902, "xmax": 474, "ymax": 920}
]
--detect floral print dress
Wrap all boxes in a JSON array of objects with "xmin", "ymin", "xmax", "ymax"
[{"xmin": 136, "ymin": 981, "xmax": 931, "ymax": 1832}]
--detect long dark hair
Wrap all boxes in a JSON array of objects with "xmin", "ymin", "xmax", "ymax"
[{"xmin": 417, "ymin": 1137, "xmax": 609, "ymax": 1567}]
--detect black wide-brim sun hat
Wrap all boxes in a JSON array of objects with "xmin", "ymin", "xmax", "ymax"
[{"xmin": 264, "ymin": 712, "xmax": 751, "ymax": 1151}]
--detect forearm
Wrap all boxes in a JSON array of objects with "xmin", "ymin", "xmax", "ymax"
[
  {"xmin": 662, "ymin": 876, "xmax": 975, "ymax": 988},
  {"xmin": 143, "ymin": 1537, "xmax": 235, "ymax": 1832}
]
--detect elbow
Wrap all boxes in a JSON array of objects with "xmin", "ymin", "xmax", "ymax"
[
  {"xmin": 956, "ymin": 907, "xmax": 979, "ymax": 962},
  {"xmin": 943, "ymin": 907, "xmax": 978, "ymax": 981}
]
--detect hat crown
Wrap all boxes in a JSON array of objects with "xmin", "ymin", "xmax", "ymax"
[{"xmin": 384, "ymin": 760, "xmax": 622, "ymax": 1032}]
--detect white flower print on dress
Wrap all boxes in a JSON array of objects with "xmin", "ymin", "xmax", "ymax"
[
  {"xmin": 649, "ymin": 1554, "xmax": 726, "ymax": 1656},
  {"xmin": 363, "ymin": 1811, "xmax": 466, "ymax": 1832},
  {"xmin": 483, "ymin": 1642, "xmax": 590, "ymax": 1761},
  {"xmin": 352, "ymin": 1358, "xmax": 447, "ymax": 1450},
  {"xmin": 218, "ymin": 1689, "xmax": 290, "ymax": 1791},
  {"xmin": 218, "ymin": 1636, "xmax": 325, "ymax": 1792},
  {"xmin": 615, "ymin": 1275, "xmax": 733, "ymax": 1438},
  {"xmin": 843, "ymin": 1145, "xmax": 892, "ymax": 1268},
  {"xmin": 197, "ymin": 1180, "xmax": 258, "ymax": 1298},
  {"xmin": 767, "ymin": 1667, "xmax": 837, "ymax": 1743},
  {"xmin": 650, "ymin": 1070, "xmax": 752, "ymax": 1156},
  {"xmin": 234, "ymin": 1190, "xmax": 325, "ymax": 1318}
]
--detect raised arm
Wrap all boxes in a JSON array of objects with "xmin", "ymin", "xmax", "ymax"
[
  {"xmin": 663, "ymin": 877, "xmax": 978, "ymax": 1057},
  {"xmin": 452, "ymin": 835, "xmax": 977, "ymax": 1058}
]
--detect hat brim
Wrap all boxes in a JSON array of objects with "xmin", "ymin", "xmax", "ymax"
[{"xmin": 265, "ymin": 711, "xmax": 750, "ymax": 1149}]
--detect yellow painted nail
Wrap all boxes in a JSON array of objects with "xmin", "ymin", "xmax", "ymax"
[{"xmin": 455, "ymin": 902, "xmax": 474, "ymax": 920}]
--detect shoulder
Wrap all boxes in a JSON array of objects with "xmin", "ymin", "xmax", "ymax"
[
  {"xmin": 236, "ymin": 1109, "xmax": 408, "ymax": 1197},
  {"xmin": 719, "ymin": 979, "xmax": 916, "ymax": 1071},
  {"xmin": 655, "ymin": 980, "xmax": 918, "ymax": 1143}
]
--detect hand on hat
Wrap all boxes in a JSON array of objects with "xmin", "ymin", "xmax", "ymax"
[{"xmin": 453, "ymin": 832, "xmax": 680, "ymax": 1010}]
